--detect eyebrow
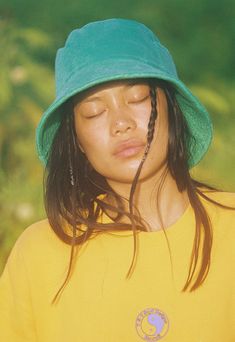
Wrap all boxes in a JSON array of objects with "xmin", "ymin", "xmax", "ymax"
[{"xmin": 82, "ymin": 81, "xmax": 141, "ymax": 103}]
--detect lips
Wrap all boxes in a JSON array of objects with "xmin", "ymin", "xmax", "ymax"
[{"xmin": 113, "ymin": 139, "xmax": 146, "ymax": 158}]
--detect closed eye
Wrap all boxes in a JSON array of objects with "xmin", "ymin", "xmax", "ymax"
[
  {"xmin": 128, "ymin": 95, "xmax": 150, "ymax": 104},
  {"xmin": 84, "ymin": 110, "xmax": 106, "ymax": 119}
]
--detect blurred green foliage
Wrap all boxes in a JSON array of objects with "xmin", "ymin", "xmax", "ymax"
[{"xmin": 0, "ymin": 0, "xmax": 235, "ymax": 273}]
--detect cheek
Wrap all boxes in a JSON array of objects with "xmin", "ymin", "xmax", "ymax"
[
  {"xmin": 134, "ymin": 103, "xmax": 152, "ymax": 127},
  {"xmin": 75, "ymin": 122, "xmax": 108, "ymax": 157},
  {"xmin": 151, "ymin": 113, "xmax": 169, "ymax": 159}
]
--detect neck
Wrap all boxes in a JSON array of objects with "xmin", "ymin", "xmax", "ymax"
[{"xmin": 105, "ymin": 167, "xmax": 189, "ymax": 232}]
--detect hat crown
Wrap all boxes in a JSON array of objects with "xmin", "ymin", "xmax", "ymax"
[
  {"xmin": 36, "ymin": 18, "xmax": 212, "ymax": 168},
  {"xmin": 55, "ymin": 18, "xmax": 178, "ymax": 97}
]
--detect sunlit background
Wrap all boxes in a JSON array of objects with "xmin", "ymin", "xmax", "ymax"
[{"xmin": 0, "ymin": 0, "xmax": 235, "ymax": 273}]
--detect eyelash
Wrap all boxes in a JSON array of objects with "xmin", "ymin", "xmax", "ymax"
[
  {"xmin": 85, "ymin": 110, "xmax": 106, "ymax": 119},
  {"xmin": 85, "ymin": 95, "xmax": 150, "ymax": 119},
  {"xmin": 128, "ymin": 94, "xmax": 150, "ymax": 104}
]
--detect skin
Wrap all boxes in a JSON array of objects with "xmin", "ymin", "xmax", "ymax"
[{"xmin": 73, "ymin": 79, "xmax": 189, "ymax": 231}]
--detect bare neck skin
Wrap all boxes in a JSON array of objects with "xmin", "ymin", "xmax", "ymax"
[{"xmin": 105, "ymin": 165, "xmax": 189, "ymax": 232}]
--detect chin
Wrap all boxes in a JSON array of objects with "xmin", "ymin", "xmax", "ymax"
[{"xmin": 104, "ymin": 169, "xmax": 151, "ymax": 185}]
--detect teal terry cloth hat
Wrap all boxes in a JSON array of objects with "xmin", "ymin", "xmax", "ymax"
[{"xmin": 36, "ymin": 18, "xmax": 212, "ymax": 167}]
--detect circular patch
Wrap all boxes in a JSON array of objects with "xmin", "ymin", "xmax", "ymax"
[{"xmin": 135, "ymin": 307, "xmax": 169, "ymax": 341}]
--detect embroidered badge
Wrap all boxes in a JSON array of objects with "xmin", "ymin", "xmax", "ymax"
[{"xmin": 135, "ymin": 307, "xmax": 169, "ymax": 341}]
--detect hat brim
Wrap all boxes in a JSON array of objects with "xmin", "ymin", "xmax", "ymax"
[{"xmin": 36, "ymin": 59, "xmax": 212, "ymax": 168}]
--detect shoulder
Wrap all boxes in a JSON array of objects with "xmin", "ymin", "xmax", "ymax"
[
  {"xmin": 15, "ymin": 219, "xmax": 56, "ymax": 248},
  {"xmin": 1, "ymin": 219, "xmax": 73, "ymax": 285},
  {"xmin": 201, "ymin": 189, "xmax": 235, "ymax": 205},
  {"xmin": 200, "ymin": 190, "xmax": 235, "ymax": 254},
  {"xmin": 10, "ymin": 219, "xmax": 70, "ymax": 263},
  {"xmin": 199, "ymin": 189, "xmax": 235, "ymax": 216}
]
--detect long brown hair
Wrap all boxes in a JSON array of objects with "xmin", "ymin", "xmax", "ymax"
[{"xmin": 44, "ymin": 79, "xmax": 233, "ymax": 303}]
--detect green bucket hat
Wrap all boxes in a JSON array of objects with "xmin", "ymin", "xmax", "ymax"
[{"xmin": 36, "ymin": 18, "xmax": 212, "ymax": 167}]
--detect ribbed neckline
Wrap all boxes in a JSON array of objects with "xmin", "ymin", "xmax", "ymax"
[{"xmin": 99, "ymin": 203, "xmax": 194, "ymax": 241}]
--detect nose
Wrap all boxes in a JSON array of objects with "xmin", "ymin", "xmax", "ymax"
[{"xmin": 110, "ymin": 107, "xmax": 137, "ymax": 136}]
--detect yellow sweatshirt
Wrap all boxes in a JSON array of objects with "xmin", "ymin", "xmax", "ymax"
[{"xmin": 0, "ymin": 192, "xmax": 235, "ymax": 342}]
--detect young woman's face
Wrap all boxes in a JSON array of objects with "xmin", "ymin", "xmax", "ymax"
[{"xmin": 73, "ymin": 79, "xmax": 169, "ymax": 185}]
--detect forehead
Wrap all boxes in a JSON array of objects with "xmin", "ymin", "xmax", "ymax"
[{"xmin": 73, "ymin": 78, "xmax": 149, "ymax": 104}]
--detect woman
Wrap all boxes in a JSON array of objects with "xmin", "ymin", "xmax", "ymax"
[{"xmin": 0, "ymin": 18, "xmax": 234, "ymax": 342}]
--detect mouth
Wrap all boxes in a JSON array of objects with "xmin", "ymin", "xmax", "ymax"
[{"xmin": 113, "ymin": 139, "xmax": 146, "ymax": 158}]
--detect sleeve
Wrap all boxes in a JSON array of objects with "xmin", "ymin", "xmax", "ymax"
[{"xmin": 0, "ymin": 240, "xmax": 37, "ymax": 341}]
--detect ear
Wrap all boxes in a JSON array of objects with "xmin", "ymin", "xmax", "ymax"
[
  {"xmin": 78, "ymin": 142, "xmax": 85, "ymax": 153},
  {"xmin": 75, "ymin": 134, "xmax": 85, "ymax": 153}
]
